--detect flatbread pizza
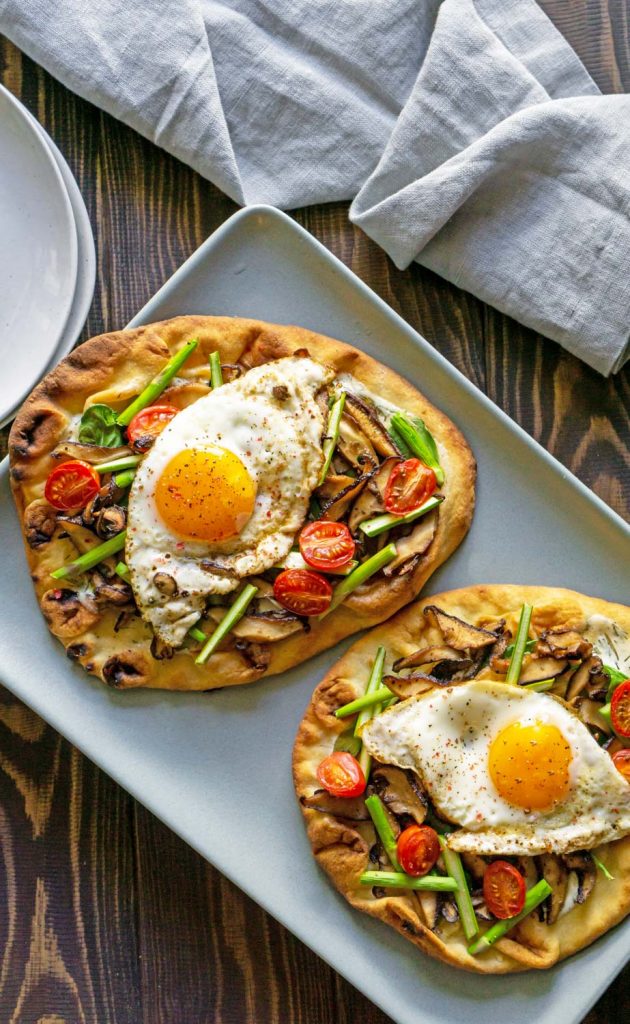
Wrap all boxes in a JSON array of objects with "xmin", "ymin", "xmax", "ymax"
[
  {"xmin": 9, "ymin": 315, "xmax": 475, "ymax": 690},
  {"xmin": 293, "ymin": 584, "xmax": 630, "ymax": 972}
]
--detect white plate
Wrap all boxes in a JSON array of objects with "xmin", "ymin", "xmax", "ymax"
[
  {"xmin": 24, "ymin": 107, "xmax": 96, "ymax": 371},
  {"xmin": 0, "ymin": 206, "xmax": 628, "ymax": 1024},
  {"xmin": 0, "ymin": 85, "xmax": 78, "ymax": 426}
]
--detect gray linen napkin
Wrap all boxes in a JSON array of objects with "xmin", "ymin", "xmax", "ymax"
[{"xmin": 2, "ymin": 0, "xmax": 629, "ymax": 375}]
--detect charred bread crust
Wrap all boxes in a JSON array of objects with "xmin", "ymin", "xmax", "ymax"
[
  {"xmin": 293, "ymin": 584, "xmax": 630, "ymax": 973},
  {"xmin": 9, "ymin": 315, "xmax": 475, "ymax": 690}
]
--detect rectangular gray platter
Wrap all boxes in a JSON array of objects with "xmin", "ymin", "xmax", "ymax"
[{"xmin": 1, "ymin": 205, "xmax": 628, "ymax": 1024}]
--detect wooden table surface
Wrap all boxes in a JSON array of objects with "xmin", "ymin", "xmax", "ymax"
[{"xmin": 1, "ymin": 4, "xmax": 629, "ymax": 1020}]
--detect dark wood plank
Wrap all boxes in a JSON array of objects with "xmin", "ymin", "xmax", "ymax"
[{"xmin": 1, "ymin": 3, "xmax": 629, "ymax": 1019}]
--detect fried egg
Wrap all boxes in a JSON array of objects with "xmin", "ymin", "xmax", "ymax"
[
  {"xmin": 126, "ymin": 356, "xmax": 334, "ymax": 645},
  {"xmin": 362, "ymin": 680, "xmax": 630, "ymax": 855}
]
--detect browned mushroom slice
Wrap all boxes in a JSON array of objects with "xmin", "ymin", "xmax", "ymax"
[
  {"xmin": 424, "ymin": 606, "xmax": 498, "ymax": 652},
  {"xmin": 24, "ymin": 499, "xmax": 58, "ymax": 548},
  {"xmin": 52, "ymin": 440, "xmax": 133, "ymax": 463},
  {"xmin": 538, "ymin": 854, "xmax": 568, "ymax": 925},
  {"xmin": 383, "ymin": 674, "xmax": 436, "ymax": 699},
  {"xmin": 470, "ymin": 892, "xmax": 493, "ymax": 922},
  {"xmin": 300, "ymin": 789, "xmax": 370, "ymax": 821},
  {"xmin": 320, "ymin": 475, "xmax": 370, "ymax": 522},
  {"xmin": 337, "ymin": 413, "xmax": 378, "ymax": 471},
  {"xmin": 234, "ymin": 611, "xmax": 306, "ymax": 643},
  {"xmin": 344, "ymin": 392, "xmax": 400, "ymax": 457},
  {"xmin": 488, "ymin": 626, "xmax": 511, "ymax": 673},
  {"xmin": 317, "ymin": 472, "xmax": 357, "ymax": 503},
  {"xmin": 347, "ymin": 457, "xmax": 399, "ymax": 533},
  {"xmin": 560, "ymin": 851, "xmax": 596, "ymax": 904},
  {"xmin": 150, "ymin": 635, "xmax": 175, "ymax": 660},
  {"xmin": 369, "ymin": 765, "xmax": 427, "ymax": 825},
  {"xmin": 94, "ymin": 504, "xmax": 127, "ymax": 540},
  {"xmin": 536, "ymin": 629, "xmax": 593, "ymax": 661},
  {"xmin": 517, "ymin": 657, "xmax": 568, "ymax": 685},
  {"xmin": 575, "ymin": 697, "xmax": 611, "ymax": 734},
  {"xmin": 393, "ymin": 645, "xmax": 462, "ymax": 672},
  {"xmin": 91, "ymin": 571, "xmax": 133, "ymax": 606},
  {"xmin": 383, "ymin": 510, "xmax": 439, "ymax": 577},
  {"xmin": 207, "ymin": 607, "xmax": 306, "ymax": 643},
  {"xmin": 234, "ymin": 639, "xmax": 271, "ymax": 670},
  {"xmin": 565, "ymin": 655, "xmax": 609, "ymax": 703},
  {"xmin": 417, "ymin": 892, "xmax": 440, "ymax": 929}
]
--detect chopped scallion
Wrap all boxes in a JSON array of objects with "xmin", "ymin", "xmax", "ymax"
[
  {"xmin": 359, "ymin": 495, "xmax": 443, "ymax": 538},
  {"xmin": 51, "ymin": 530, "xmax": 127, "ymax": 579},
  {"xmin": 360, "ymin": 871, "xmax": 457, "ymax": 892},
  {"xmin": 506, "ymin": 604, "xmax": 533, "ymax": 685},
  {"xmin": 318, "ymin": 392, "xmax": 346, "ymax": 487}
]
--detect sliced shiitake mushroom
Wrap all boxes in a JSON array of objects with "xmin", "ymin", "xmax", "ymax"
[
  {"xmin": 470, "ymin": 892, "xmax": 494, "ymax": 922},
  {"xmin": 91, "ymin": 571, "xmax": 133, "ymax": 606},
  {"xmin": 317, "ymin": 472, "xmax": 356, "ymax": 503},
  {"xmin": 538, "ymin": 853, "xmax": 568, "ymax": 925},
  {"xmin": 383, "ymin": 674, "xmax": 436, "ymax": 699},
  {"xmin": 383, "ymin": 510, "xmax": 438, "ymax": 577},
  {"xmin": 234, "ymin": 639, "xmax": 271, "ymax": 670},
  {"xmin": 488, "ymin": 627, "xmax": 511, "ymax": 673},
  {"xmin": 393, "ymin": 645, "xmax": 462, "ymax": 672},
  {"xmin": 423, "ymin": 607, "xmax": 498, "ymax": 652},
  {"xmin": 517, "ymin": 657, "xmax": 568, "ymax": 685},
  {"xmin": 52, "ymin": 441, "xmax": 133, "ymax": 464},
  {"xmin": 461, "ymin": 853, "xmax": 489, "ymax": 882},
  {"xmin": 94, "ymin": 504, "xmax": 127, "ymax": 539},
  {"xmin": 344, "ymin": 393, "xmax": 400, "ymax": 458},
  {"xmin": 337, "ymin": 413, "xmax": 378, "ymax": 471},
  {"xmin": 153, "ymin": 572, "xmax": 179, "ymax": 597},
  {"xmin": 417, "ymin": 891, "xmax": 440, "ymax": 929},
  {"xmin": 561, "ymin": 851, "xmax": 596, "ymax": 904},
  {"xmin": 575, "ymin": 697, "xmax": 611, "ymax": 734},
  {"xmin": 150, "ymin": 635, "xmax": 175, "ymax": 660},
  {"xmin": 565, "ymin": 655, "xmax": 607, "ymax": 703},
  {"xmin": 535, "ymin": 628, "xmax": 593, "ymax": 661},
  {"xmin": 347, "ymin": 457, "xmax": 399, "ymax": 533},
  {"xmin": 369, "ymin": 765, "xmax": 427, "ymax": 825},
  {"xmin": 24, "ymin": 499, "xmax": 58, "ymax": 548},
  {"xmin": 319, "ymin": 475, "xmax": 370, "ymax": 523},
  {"xmin": 206, "ymin": 607, "xmax": 306, "ymax": 643}
]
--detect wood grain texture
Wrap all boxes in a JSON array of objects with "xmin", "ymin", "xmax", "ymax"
[{"xmin": 1, "ymin": 1, "xmax": 629, "ymax": 1019}]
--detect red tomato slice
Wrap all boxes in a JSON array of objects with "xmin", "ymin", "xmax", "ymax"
[
  {"xmin": 384, "ymin": 458, "xmax": 437, "ymax": 516},
  {"xmin": 44, "ymin": 460, "xmax": 101, "ymax": 511},
  {"xmin": 299, "ymin": 521, "xmax": 356, "ymax": 571},
  {"xmin": 396, "ymin": 824, "xmax": 440, "ymax": 877},
  {"xmin": 316, "ymin": 751, "xmax": 366, "ymax": 797},
  {"xmin": 273, "ymin": 568, "xmax": 332, "ymax": 616},
  {"xmin": 127, "ymin": 404, "xmax": 178, "ymax": 449},
  {"xmin": 483, "ymin": 860, "xmax": 526, "ymax": 919},
  {"xmin": 611, "ymin": 681, "xmax": 630, "ymax": 738},
  {"xmin": 612, "ymin": 749, "xmax": 630, "ymax": 782}
]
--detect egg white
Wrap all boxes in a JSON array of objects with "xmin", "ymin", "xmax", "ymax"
[
  {"xmin": 362, "ymin": 680, "xmax": 630, "ymax": 855},
  {"xmin": 126, "ymin": 356, "xmax": 334, "ymax": 646}
]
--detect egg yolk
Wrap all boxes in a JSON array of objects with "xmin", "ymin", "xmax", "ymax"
[
  {"xmin": 488, "ymin": 721, "xmax": 572, "ymax": 811},
  {"xmin": 155, "ymin": 446, "xmax": 256, "ymax": 542}
]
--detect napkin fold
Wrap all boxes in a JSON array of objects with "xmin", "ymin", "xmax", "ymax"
[{"xmin": 2, "ymin": 0, "xmax": 629, "ymax": 374}]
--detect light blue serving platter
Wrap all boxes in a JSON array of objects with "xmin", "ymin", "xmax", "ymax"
[{"xmin": 1, "ymin": 206, "xmax": 628, "ymax": 1024}]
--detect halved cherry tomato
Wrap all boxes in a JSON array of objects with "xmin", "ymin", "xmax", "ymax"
[
  {"xmin": 299, "ymin": 521, "xmax": 356, "ymax": 571},
  {"xmin": 273, "ymin": 568, "xmax": 332, "ymax": 616},
  {"xmin": 611, "ymin": 680, "xmax": 630, "ymax": 738},
  {"xmin": 483, "ymin": 860, "xmax": 526, "ymax": 919},
  {"xmin": 612, "ymin": 749, "xmax": 630, "ymax": 781},
  {"xmin": 44, "ymin": 460, "xmax": 100, "ymax": 511},
  {"xmin": 384, "ymin": 458, "xmax": 436, "ymax": 516},
  {"xmin": 317, "ymin": 751, "xmax": 366, "ymax": 797},
  {"xmin": 127, "ymin": 404, "xmax": 178, "ymax": 449},
  {"xmin": 396, "ymin": 824, "xmax": 440, "ymax": 876}
]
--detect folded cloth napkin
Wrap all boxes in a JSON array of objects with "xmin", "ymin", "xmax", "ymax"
[{"xmin": 3, "ymin": 0, "xmax": 629, "ymax": 374}]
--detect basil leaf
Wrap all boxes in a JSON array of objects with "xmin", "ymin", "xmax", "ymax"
[{"xmin": 79, "ymin": 404, "xmax": 123, "ymax": 447}]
